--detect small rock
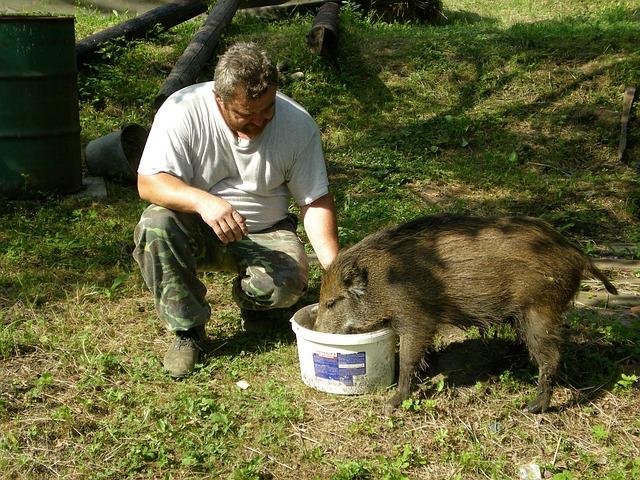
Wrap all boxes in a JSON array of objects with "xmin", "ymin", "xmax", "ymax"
[
  {"xmin": 236, "ymin": 380, "xmax": 250, "ymax": 390},
  {"xmin": 518, "ymin": 463, "xmax": 542, "ymax": 480}
]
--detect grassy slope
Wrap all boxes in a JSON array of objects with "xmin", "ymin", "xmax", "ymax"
[{"xmin": 1, "ymin": 0, "xmax": 639, "ymax": 478}]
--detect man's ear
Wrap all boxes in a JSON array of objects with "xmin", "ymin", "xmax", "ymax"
[
  {"xmin": 214, "ymin": 91, "xmax": 226, "ymax": 108},
  {"xmin": 341, "ymin": 259, "xmax": 368, "ymax": 298}
]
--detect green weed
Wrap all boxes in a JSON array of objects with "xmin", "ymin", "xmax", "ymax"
[
  {"xmin": 614, "ymin": 373, "xmax": 639, "ymax": 392},
  {"xmin": 332, "ymin": 460, "xmax": 372, "ymax": 480},
  {"xmin": 401, "ymin": 398, "xmax": 437, "ymax": 412},
  {"xmin": 591, "ymin": 424, "xmax": 609, "ymax": 442}
]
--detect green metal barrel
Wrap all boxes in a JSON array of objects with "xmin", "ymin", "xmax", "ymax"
[{"xmin": 0, "ymin": 16, "xmax": 82, "ymax": 197}]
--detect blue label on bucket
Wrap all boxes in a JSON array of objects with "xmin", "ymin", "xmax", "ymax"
[{"xmin": 313, "ymin": 351, "xmax": 366, "ymax": 386}]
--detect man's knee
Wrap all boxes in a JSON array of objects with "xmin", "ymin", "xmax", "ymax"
[
  {"xmin": 135, "ymin": 205, "xmax": 182, "ymax": 240},
  {"xmin": 133, "ymin": 206, "xmax": 202, "ymax": 278},
  {"xmin": 134, "ymin": 206, "xmax": 202, "ymax": 256},
  {"xmin": 234, "ymin": 264, "xmax": 307, "ymax": 309}
]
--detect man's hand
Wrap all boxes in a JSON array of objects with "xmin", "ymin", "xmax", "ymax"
[
  {"xmin": 197, "ymin": 196, "xmax": 249, "ymax": 244},
  {"xmin": 138, "ymin": 172, "xmax": 248, "ymax": 244}
]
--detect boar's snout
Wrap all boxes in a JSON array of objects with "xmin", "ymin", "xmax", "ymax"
[
  {"xmin": 316, "ymin": 255, "xmax": 374, "ymax": 334},
  {"xmin": 314, "ymin": 306, "xmax": 348, "ymax": 334}
]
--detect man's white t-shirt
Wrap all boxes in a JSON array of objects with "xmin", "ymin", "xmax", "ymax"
[{"xmin": 137, "ymin": 81, "xmax": 329, "ymax": 232}]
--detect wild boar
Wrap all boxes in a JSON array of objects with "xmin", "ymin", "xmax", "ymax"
[{"xmin": 315, "ymin": 214, "xmax": 618, "ymax": 413}]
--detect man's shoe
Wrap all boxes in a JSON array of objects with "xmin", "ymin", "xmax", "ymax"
[
  {"xmin": 163, "ymin": 325, "xmax": 206, "ymax": 378},
  {"xmin": 241, "ymin": 309, "xmax": 288, "ymax": 334}
]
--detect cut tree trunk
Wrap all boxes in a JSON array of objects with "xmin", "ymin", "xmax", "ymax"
[{"xmin": 307, "ymin": 2, "xmax": 340, "ymax": 56}]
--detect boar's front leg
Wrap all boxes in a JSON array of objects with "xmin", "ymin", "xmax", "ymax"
[{"xmin": 386, "ymin": 330, "xmax": 433, "ymax": 414}]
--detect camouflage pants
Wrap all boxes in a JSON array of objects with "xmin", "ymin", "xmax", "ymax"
[{"xmin": 133, "ymin": 205, "xmax": 309, "ymax": 332}]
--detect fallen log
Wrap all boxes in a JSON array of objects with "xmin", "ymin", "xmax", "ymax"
[
  {"xmin": 575, "ymin": 290, "xmax": 639, "ymax": 309},
  {"xmin": 154, "ymin": 0, "xmax": 242, "ymax": 110},
  {"xmin": 592, "ymin": 258, "xmax": 640, "ymax": 272},
  {"xmin": 239, "ymin": 0, "xmax": 291, "ymax": 8},
  {"xmin": 240, "ymin": 0, "xmax": 339, "ymax": 19},
  {"xmin": 75, "ymin": 0, "xmax": 208, "ymax": 68}
]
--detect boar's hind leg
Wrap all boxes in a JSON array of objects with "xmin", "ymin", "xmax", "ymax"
[
  {"xmin": 520, "ymin": 306, "xmax": 562, "ymax": 414},
  {"xmin": 386, "ymin": 330, "xmax": 434, "ymax": 413}
]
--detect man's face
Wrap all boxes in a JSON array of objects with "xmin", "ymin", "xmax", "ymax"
[{"xmin": 215, "ymin": 85, "xmax": 277, "ymax": 139}]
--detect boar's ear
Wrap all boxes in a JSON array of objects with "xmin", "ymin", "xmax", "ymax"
[{"xmin": 341, "ymin": 259, "xmax": 368, "ymax": 298}]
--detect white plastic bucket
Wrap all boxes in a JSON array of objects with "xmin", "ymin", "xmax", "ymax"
[{"xmin": 290, "ymin": 303, "xmax": 397, "ymax": 395}]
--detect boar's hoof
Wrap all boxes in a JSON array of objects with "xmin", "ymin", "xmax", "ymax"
[
  {"xmin": 383, "ymin": 402, "xmax": 396, "ymax": 416},
  {"xmin": 384, "ymin": 392, "xmax": 405, "ymax": 415},
  {"xmin": 524, "ymin": 396, "xmax": 550, "ymax": 414}
]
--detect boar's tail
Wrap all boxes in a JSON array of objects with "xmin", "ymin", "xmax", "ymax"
[{"xmin": 585, "ymin": 260, "xmax": 618, "ymax": 295}]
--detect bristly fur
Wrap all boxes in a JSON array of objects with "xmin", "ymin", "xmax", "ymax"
[{"xmin": 316, "ymin": 214, "xmax": 618, "ymax": 414}]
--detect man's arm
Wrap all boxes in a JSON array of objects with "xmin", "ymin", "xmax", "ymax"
[
  {"xmin": 138, "ymin": 172, "xmax": 248, "ymax": 244},
  {"xmin": 301, "ymin": 193, "xmax": 339, "ymax": 269}
]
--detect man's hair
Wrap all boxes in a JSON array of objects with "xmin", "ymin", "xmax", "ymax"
[{"xmin": 214, "ymin": 42, "xmax": 278, "ymax": 103}]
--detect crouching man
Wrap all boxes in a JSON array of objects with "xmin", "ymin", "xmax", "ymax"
[{"xmin": 133, "ymin": 42, "xmax": 338, "ymax": 377}]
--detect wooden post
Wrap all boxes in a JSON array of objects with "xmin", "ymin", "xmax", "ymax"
[
  {"xmin": 75, "ymin": 0, "xmax": 208, "ymax": 68},
  {"xmin": 618, "ymin": 86, "xmax": 636, "ymax": 161},
  {"xmin": 154, "ymin": 0, "xmax": 242, "ymax": 110}
]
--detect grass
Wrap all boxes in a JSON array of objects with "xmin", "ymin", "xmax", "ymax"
[{"xmin": 1, "ymin": 0, "xmax": 640, "ymax": 478}]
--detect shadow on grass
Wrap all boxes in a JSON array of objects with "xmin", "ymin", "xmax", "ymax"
[
  {"xmin": 440, "ymin": 8, "xmax": 496, "ymax": 26},
  {"xmin": 320, "ymin": 6, "xmax": 639, "ymax": 237},
  {"xmin": 203, "ymin": 328, "xmax": 297, "ymax": 363},
  {"xmin": 414, "ymin": 309, "xmax": 639, "ymax": 410},
  {"xmin": 0, "ymin": 188, "xmax": 143, "ymax": 309},
  {"xmin": 334, "ymin": 27, "xmax": 394, "ymax": 111},
  {"xmin": 201, "ymin": 295, "xmax": 320, "ymax": 359}
]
